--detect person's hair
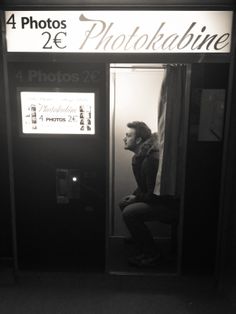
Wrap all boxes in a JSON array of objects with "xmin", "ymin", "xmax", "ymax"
[{"xmin": 127, "ymin": 121, "xmax": 152, "ymax": 142}]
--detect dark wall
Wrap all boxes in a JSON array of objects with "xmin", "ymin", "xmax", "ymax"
[
  {"xmin": 183, "ymin": 63, "xmax": 230, "ymax": 274},
  {"xmin": 0, "ymin": 19, "xmax": 12, "ymax": 261},
  {"xmin": 218, "ymin": 48, "xmax": 236, "ymax": 303}
]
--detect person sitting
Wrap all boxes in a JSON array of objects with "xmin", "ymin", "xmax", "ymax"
[{"xmin": 119, "ymin": 121, "xmax": 179, "ymax": 267}]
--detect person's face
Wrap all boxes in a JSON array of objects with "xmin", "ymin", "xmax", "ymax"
[{"xmin": 123, "ymin": 128, "xmax": 140, "ymax": 151}]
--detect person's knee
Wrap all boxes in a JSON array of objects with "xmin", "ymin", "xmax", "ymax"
[
  {"xmin": 122, "ymin": 209, "xmax": 132, "ymax": 223},
  {"xmin": 122, "ymin": 204, "xmax": 137, "ymax": 222}
]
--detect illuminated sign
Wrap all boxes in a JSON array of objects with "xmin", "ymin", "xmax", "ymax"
[
  {"xmin": 20, "ymin": 91, "xmax": 95, "ymax": 135},
  {"xmin": 5, "ymin": 11, "xmax": 233, "ymax": 53}
]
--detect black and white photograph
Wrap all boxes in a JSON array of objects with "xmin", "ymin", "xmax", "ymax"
[{"xmin": 0, "ymin": 5, "xmax": 235, "ymax": 314}]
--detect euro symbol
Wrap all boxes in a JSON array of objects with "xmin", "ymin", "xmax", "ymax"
[{"xmin": 53, "ymin": 32, "xmax": 67, "ymax": 49}]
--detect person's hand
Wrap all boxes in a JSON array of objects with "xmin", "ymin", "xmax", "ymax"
[{"xmin": 119, "ymin": 194, "xmax": 136, "ymax": 210}]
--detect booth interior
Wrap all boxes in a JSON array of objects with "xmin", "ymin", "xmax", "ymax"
[{"xmin": 109, "ymin": 63, "xmax": 180, "ymax": 274}]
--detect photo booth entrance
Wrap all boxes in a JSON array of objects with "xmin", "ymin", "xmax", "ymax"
[{"xmin": 108, "ymin": 64, "xmax": 188, "ymax": 274}]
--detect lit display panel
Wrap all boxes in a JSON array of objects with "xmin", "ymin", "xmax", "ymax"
[{"xmin": 20, "ymin": 91, "xmax": 95, "ymax": 134}]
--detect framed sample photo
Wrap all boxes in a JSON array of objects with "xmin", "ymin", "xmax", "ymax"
[{"xmin": 18, "ymin": 90, "xmax": 96, "ymax": 135}]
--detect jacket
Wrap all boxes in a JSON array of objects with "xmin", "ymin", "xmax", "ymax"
[{"xmin": 132, "ymin": 133, "xmax": 159, "ymax": 203}]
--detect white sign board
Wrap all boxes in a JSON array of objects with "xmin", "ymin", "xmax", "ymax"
[
  {"xmin": 20, "ymin": 91, "xmax": 95, "ymax": 135},
  {"xmin": 5, "ymin": 11, "xmax": 233, "ymax": 53}
]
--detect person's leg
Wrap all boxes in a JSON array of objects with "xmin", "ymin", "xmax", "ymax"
[{"xmin": 122, "ymin": 202, "xmax": 161, "ymax": 256}]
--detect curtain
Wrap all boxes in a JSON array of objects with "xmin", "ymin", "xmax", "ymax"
[{"xmin": 154, "ymin": 65, "xmax": 187, "ymax": 196}]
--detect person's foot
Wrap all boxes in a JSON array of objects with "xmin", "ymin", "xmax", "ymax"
[{"xmin": 128, "ymin": 253, "xmax": 161, "ymax": 267}]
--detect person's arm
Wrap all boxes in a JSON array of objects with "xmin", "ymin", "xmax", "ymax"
[{"xmin": 135, "ymin": 155, "xmax": 159, "ymax": 203}]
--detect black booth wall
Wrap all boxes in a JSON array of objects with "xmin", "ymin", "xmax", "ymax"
[
  {"xmin": 218, "ymin": 48, "xmax": 236, "ymax": 302},
  {"xmin": 0, "ymin": 20, "xmax": 12, "ymax": 261},
  {"xmin": 183, "ymin": 63, "xmax": 230, "ymax": 274},
  {"xmin": 7, "ymin": 62, "xmax": 107, "ymax": 270}
]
